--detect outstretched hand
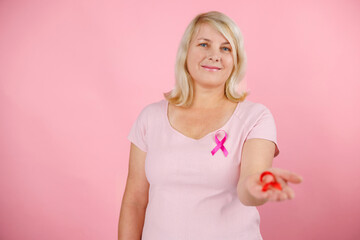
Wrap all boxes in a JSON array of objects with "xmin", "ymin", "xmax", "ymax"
[{"xmin": 245, "ymin": 168, "xmax": 303, "ymax": 202}]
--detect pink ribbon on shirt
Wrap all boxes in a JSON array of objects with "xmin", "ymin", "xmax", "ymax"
[{"xmin": 211, "ymin": 130, "xmax": 228, "ymax": 157}]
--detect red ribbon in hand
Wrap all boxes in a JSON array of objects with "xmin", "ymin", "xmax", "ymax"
[{"xmin": 260, "ymin": 171, "xmax": 282, "ymax": 191}]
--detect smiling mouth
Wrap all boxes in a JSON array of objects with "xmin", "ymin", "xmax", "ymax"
[{"xmin": 201, "ymin": 65, "xmax": 221, "ymax": 71}]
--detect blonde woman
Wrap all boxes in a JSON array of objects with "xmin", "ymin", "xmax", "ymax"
[{"xmin": 118, "ymin": 11, "xmax": 303, "ymax": 240}]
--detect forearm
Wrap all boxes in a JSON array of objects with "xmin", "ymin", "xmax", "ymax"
[
  {"xmin": 118, "ymin": 201, "xmax": 147, "ymax": 240},
  {"xmin": 237, "ymin": 177, "xmax": 268, "ymax": 206}
]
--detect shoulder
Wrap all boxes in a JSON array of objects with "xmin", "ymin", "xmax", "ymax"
[
  {"xmin": 235, "ymin": 99, "xmax": 272, "ymax": 118},
  {"xmin": 137, "ymin": 98, "xmax": 166, "ymax": 119}
]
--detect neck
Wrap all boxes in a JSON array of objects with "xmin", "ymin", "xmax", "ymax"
[{"xmin": 190, "ymin": 85, "xmax": 229, "ymax": 109}]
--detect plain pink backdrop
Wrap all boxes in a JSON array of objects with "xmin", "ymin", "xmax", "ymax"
[{"xmin": 1, "ymin": 0, "xmax": 359, "ymax": 239}]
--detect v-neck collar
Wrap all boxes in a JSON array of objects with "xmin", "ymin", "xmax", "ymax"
[{"xmin": 164, "ymin": 99, "xmax": 241, "ymax": 142}]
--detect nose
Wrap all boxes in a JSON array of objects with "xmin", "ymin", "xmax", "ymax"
[
  {"xmin": 208, "ymin": 50, "xmax": 221, "ymax": 62},
  {"xmin": 208, "ymin": 55, "xmax": 220, "ymax": 62}
]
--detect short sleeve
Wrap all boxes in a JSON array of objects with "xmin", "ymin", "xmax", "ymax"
[
  {"xmin": 246, "ymin": 107, "xmax": 280, "ymax": 157},
  {"xmin": 127, "ymin": 108, "xmax": 148, "ymax": 152}
]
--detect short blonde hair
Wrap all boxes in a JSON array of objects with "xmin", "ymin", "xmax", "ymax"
[{"xmin": 163, "ymin": 11, "xmax": 249, "ymax": 107}]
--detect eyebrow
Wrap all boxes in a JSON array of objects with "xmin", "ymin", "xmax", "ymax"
[{"xmin": 197, "ymin": 37, "xmax": 230, "ymax": 45}]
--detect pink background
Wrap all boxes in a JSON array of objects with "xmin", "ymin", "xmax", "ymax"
[{"xmin": 1, "ymin": 0, "xmax": 359, "ymax": 239}]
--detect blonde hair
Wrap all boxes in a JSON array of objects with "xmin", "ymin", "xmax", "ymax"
[{"xmin": 163, "ymin": 11, "xmax": 249, "ymax": 107}]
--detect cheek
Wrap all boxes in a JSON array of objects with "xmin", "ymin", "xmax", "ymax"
[
  {"xmin": 186, "ymin": 56, "xmax": 195, "ymax": 72},
  {"xmin": 186, "ymin": 57, "xmax": 197, "ymax": 76},
  {"xmin": 188, "ymin": 50, "xmax": 200, "ymax": 63},
  {"xmin": 187, "ymin": 50, "xmax": 201, "ymax": 70},
  {"xmin": 224, "ymin": 57, "xmax": 234, "ymax": 70}
]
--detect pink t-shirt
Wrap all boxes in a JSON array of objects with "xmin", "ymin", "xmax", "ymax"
[{"xmin": 127, "ymin": 98, "xmax": 280, "ymax": 240}]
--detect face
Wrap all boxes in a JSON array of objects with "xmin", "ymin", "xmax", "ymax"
[{"xmin": 186, "ymin": 23, "xmax": 234, "ymax": 88}]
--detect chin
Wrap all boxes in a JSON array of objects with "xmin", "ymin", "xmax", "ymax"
[{"xmin": 196, "ymin": 79, "xmax": 227, "ymax": 86}]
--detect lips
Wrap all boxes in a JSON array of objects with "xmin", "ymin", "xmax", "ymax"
[{"xmin": 201, "ymin": 65, "xmax": 221, "ymax": 70}]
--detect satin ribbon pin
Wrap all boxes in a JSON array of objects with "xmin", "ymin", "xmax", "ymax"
[
  {"xmin": 211, "ymin": 130, "xmax": 228, "ymax": 157},
  {"xmin": 260, "ymin": 171, "xmax": 282, "ymax": 191}
]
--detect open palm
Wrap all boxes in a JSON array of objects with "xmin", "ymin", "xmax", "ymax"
[{"xmin": 245, "ymin": 168, "xmax": 303, "ymax": 202}]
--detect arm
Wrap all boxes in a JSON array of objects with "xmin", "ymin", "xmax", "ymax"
[
  {"xmin": 118, "ymin": 143, "xmax": 149, "ymax": 240},
  {"xmin": 237, "ymin": 138, "xmax": 302, "ymax": 206}
]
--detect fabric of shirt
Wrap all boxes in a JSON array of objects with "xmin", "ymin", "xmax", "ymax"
[{"xmin": 127, "ymin": 98, "xmax": 280, "ymax": 240}]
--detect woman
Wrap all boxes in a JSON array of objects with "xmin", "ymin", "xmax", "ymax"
[{"xmin": 118, "ymin": 11, "xmax": 303, "ymax": 240}]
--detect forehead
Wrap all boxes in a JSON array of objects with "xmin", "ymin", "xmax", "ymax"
[{"xmin": 192, "ymin": 23, "xmax": 228, "ymax": 42}]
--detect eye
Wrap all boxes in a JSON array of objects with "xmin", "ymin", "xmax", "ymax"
[
  {"xmin": 222, "ymin": 47, "xmax": 231, "ymax": 52},
  {"xmin": 199, "ymin": 43, "xmax": 207, "ymax": 47}
]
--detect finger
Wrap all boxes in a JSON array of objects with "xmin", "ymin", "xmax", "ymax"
[
  {"xmin": 276, "ymin": 176, "xmax": 287, "ymax": 191},
  {"xmin": 268, "ymin": 190, "xmax": 278, "ymax": 201},
  {"xmin": 271, "ymin": 168, "xmax": 303, "ymax": 184},
  {"xmin": 283, "ymin": 186, "xmax": 295, "ymax": 199},
  {"xmin": 274, "ymin": 177, "xmax": 296, "ymax": 200},
  {"xmin": 279, "ymin": 192, "xmax": 288, "ymax": 201},
  {"xmin": 264, "ymin": 181, "xmax": 285, "ymax": 201},
  {"xmin": 276, "ymin": 186, "xmax": 295, "ymax": 201}
]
